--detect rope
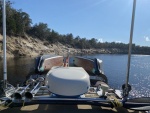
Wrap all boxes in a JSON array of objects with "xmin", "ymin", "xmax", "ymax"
[
  {"xmin": 110, "ymin": 100, "xmax": 116, "ymax": 107},
  {"xmin": 108, "ymin": 96, "xmax": 123, "ymax": 108},
  {"xmin": 114, "ymin": 98, "xmax": 123, "ymax": 107}
]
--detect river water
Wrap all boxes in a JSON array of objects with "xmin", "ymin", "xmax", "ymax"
[{"xmin": 0, "ymin": 54, "xmax": 150, "ymax": 98}]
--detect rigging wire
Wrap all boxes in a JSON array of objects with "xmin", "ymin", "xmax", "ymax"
[{"xmin": 123, "ymin": 0, "xmax": 137, "ymax": 98}]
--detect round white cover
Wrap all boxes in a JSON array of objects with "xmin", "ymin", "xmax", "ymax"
[{"xmin": 45, "ymin": 67, "xmax": 90, "ymax": 97}]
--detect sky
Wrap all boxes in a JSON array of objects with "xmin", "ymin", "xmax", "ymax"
[{"xmin": 10, "ymin": 0, "xmax": 150, "ymax": 47}]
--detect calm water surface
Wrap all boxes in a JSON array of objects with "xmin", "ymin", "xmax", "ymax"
[
  {"xmin": 0, "ymin": 57, "xmax": 35, "ymax": 86},
  {"xmin": 0, "ymin": 54, "xmax": 150, "ymax": 98}
]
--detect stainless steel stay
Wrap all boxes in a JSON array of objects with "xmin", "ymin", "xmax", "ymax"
[{"xmin": 124, "ymin": 0, "xmax": 136, "ymax": 98}]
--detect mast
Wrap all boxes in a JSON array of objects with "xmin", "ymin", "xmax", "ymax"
[
  {"xmin": 124, "ymin": 0, "xmax": 136, "ymax": 98},
  {"xmin": 2, "ymin": 0, "xmax": 7, "ymax": 89}
]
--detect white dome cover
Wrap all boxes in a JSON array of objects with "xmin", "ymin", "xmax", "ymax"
[{"xmin": 45, "ymin": 67, "xmax": 90, "ymax": 97}]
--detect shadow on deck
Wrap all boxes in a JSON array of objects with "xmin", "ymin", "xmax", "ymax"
[{"xmin": 0, "ymin": 104, "xmax": 145, "ymax": 113}]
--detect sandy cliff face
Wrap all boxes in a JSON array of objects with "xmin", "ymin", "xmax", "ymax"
[
  {"xmin": 0, "ymin": 35, "xmax": 79, "ymax": 57},
  {"xmin": 0, "ymin": 34, "xmax": 122, "ymax": 57}
]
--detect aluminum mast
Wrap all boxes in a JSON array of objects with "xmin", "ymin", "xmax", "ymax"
[{"xmin": 2, "ymin": 0, "xmax": 7, "ymax": 89}]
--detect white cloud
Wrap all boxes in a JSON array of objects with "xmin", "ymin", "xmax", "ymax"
[
  {"xmin": 98, "ymin": 38, "xmax": 103, "ymax": 43},
  {"xmin": 115, "ymin": 41, "xmax": 122, "ymax": 43},
  {"xmin": 144, "ymin": 36, "xmax": 150, "ymax": 42}
]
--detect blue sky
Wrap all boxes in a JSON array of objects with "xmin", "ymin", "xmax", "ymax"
[{"xmin": 11, "ymin": 0, "xmax": 150, "ymax": 47}]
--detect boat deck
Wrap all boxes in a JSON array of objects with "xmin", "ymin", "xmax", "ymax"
[{"xmin": 0, "ymin": 104, "xmax": 145, "ymax": 113}]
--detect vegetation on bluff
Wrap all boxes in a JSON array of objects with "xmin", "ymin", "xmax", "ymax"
[{"xmin": 0, "ymin": 1, "xmax": 150, "ymax": 55}]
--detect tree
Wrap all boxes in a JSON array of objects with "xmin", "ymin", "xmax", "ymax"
[
  {"xmin": 29, "ymin": 23, "xmax": 50, "ymax": 40},
  {"xmin": 89, "ymin": 38, "xmax": 97, "ymax": 48},
  {"xmin": 48, "ymin": 30, "xmax": 60, "ymax": 43},
  {"xmin": 0, "ymin": 1, "xmax": 32, "ymax": 36},
  {"xmin": 65, "ymin": 33, "xmax": 73, "ymax": 45}
]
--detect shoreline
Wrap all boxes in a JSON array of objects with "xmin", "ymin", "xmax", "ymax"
[{"xmin": 0, "ymin": 35, "xmax": 149, "ymax": 58}]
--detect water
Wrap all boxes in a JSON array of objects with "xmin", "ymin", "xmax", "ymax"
[
  {"xmin": 0, "ymin": 57, "xmax": 35, "ymax": 86},
  {"xmin": 83, "ymin": 54, "xmax": 150, "ymax": 98},
  {"xmin": 0, "ymin": 54, "xmax": 149, "ymax": 97}
]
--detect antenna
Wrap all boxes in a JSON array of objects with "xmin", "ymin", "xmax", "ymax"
[
  {"xmin": 2, "ymin": 0, "xmax": 7, "ymax": 89},
  {"xmin": 123, "ymin": 0, "xmax": 136, "ymax": 99}
]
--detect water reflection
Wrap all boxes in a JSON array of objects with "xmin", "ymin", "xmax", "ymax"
[
  {"xmin": 0, "ymin": 57, "xmax": 35, "ymax": 86},
  {"xmin": 83, "ymin": 54, "xmax": 150, "ymax": 97}
]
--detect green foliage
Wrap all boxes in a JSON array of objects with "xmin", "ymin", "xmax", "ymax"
[
  {"xmin": 0, "ymin": 1, "xmax": 32, "ymax": 36},
  {"xmin": 48, "ymin": 30, "xmax": 60, "ymax": 43},
  {"xmin": 28, "ymin": 23, "xmax": 50, "ymax": 40}
]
